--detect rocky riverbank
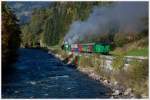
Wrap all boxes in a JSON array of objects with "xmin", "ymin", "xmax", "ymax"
[
  {"xmin": 78, "ymin": 67, "xmax": 136, "ymax": 99},
  {"xmin": 51, "ymin": 52, "xmax": 135, "ymax": 98}
]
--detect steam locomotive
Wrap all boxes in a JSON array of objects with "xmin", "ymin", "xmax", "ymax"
[{"xmin": 62, "ymin": 42, "xmax": 111, "ymax": 54}]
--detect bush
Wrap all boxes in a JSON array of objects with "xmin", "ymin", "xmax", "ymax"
[
  {"xmin": 114, "ymin": 33, "xmax": 128, "ymax": 47},
  {"xmin": 129, "ymin": 60, "xmax": 148, "ymax": 82},
  {"xmin": 79, "ymin": 55, "xmax": 95, "ymax": 68},
  {"xmin": 114, "ymin": 60, "xmax": 148, "ymax": 97},
  {"xmin": 112, "ymin": 55, "xmax": 125, "ymax": 71},
  {"xmin": 127, "ymin": 60, "xmax": 148, "ymax": 96}
]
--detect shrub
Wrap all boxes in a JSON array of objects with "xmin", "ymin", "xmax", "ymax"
[
  {"xmin": 112, "ymin": 55, "xmax": 125, "ymax": 71},
  {"xmin": 129, "ymin": 60, "xmax": 148, "ymax": 82},
  {"xmin": 111, "ymin": 59, "xmax": 148, "ymax": 97},
  {"xmin": 123, "ymin": 60, "xmax": 148, "ymax": 97},
  {"xmin": 114, "ymin": 33, "xmax": 128, "ymax": 47},
  {"xmin": 79, "ymin": 55, "xmax": 95, "ymax": 68}
]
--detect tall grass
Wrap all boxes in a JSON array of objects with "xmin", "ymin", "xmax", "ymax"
[
  {"xmin": 78, "ymin": 53, "xmax": 148, "ymax": 97},
  {"xmin": 113, "ymin": 60, "xmax": 148, "ymax": 97}
]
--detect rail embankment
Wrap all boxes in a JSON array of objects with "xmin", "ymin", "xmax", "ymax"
[{"xmin": 48, "ymin": 46, "xmax": 148, "ymax": 99}]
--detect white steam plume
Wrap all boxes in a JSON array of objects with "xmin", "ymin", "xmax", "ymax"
[{"xmin": 64, "ymin": 2, "xmax": 148, "ymax": 44}]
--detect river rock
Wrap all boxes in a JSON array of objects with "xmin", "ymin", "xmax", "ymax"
[
  {"xmin": 103, "ymin": 80, "xmax": 109, "ymax": 85},
  {"xmin": 59, "ymin": 56, "xmax": 63, "ymax": 60},
  {"xmin": 110, "ymin": 96, "xmax": 114, "ymax": 99},
  {"xmin": 55, "ymin": 54, "xmax": 59, "ymax": 57},
  {"xmin": 94, "ymin": 75, "xmax": 100, "ymax": 80},
  {"xmin": 48, "ymin": 51, "xmax": 51, "ymax": 54},
  {"xmin": 107, "ymin": 81, "xmax": 113, "ymax": 87},
  {"xmin": 141, "ymin": 94, "xmax": 147, "ymax": 98},
  {"xmin": 112, "ymin": 90, "xmax": 120, "ymax": 96},
  {"xmin": 130, "ymin": 93, "xmax": 136, "ymax": 98},
  {"xmin": 114, "ymin": 81, "xmax": 118, "ymax": 85},
  {"xmin": 124, "ymin": 88, "xmax": 132, "ymax": 96}
]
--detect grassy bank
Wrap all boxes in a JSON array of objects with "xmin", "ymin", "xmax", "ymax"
[
  {"xmin": 126, "ymin": 47, "xmax": 148, "ymax": 56},
  {"xmin": 111, "ymin": 38, "xmax": 148, "ymax": 57}
]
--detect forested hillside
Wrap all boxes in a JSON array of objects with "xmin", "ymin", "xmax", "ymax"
[
  {"xmin": 21, "ymin": 2, "xmax": 112, "ymax": 48},
  {"xmin": 7, "ymin": 2, "xmax": 50, "ymax": 24}
]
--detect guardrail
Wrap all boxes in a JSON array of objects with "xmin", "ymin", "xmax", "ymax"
[{"xmin": 100, "ymin": 55, "xmax": 148, "ymax": 71}]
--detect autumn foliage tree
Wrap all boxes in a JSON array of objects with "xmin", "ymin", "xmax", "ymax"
[{"xmin": 2, "ymin": 3, "xmax": 21, "ymax": 68}]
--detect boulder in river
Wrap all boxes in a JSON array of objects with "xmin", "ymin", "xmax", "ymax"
[{"xmin": 103, "ymin": 80, "xmax": 109, "ymax": 85}]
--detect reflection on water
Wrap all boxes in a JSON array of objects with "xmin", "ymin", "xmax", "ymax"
[{"xmin": 2, "ymin": 48, "xmax": 111, "ymax": 98}]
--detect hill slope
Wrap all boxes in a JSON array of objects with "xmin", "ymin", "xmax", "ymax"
[{"xmin": 7, "ymin": 2, "xmax": 50, "ymax": 24}]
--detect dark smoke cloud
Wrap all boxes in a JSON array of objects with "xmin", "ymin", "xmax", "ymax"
[{"xmin": 64, "ymin": 2, "xmax": 148, "ymax": 44}]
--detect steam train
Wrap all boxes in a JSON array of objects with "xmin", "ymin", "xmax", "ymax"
[{"xmin": 62, "ymin": 42, "xmax": 111, "ymax": 54}]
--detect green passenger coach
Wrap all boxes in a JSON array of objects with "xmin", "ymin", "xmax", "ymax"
[{"xmin": 93, "ymin": 43, "xmax": 110, "ymax": 54}]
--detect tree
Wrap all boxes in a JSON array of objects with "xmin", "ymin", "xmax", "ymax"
[
  {"xmin": 113, "ymin": 33, "xmax": 127, "ymax": 47},
  {"xmin": 2, "ymin": 2, "xmax": 21, "ymax": 68}
]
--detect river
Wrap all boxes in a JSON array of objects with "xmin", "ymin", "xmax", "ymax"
[{"xmin": 2, "ymin": 48, "xmax": 111, "ymax": 98}]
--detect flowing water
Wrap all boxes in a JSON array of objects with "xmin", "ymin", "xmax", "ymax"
[{"xmin": 2, "ymin": 48, "xmax": 111, "ymax": 98}]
